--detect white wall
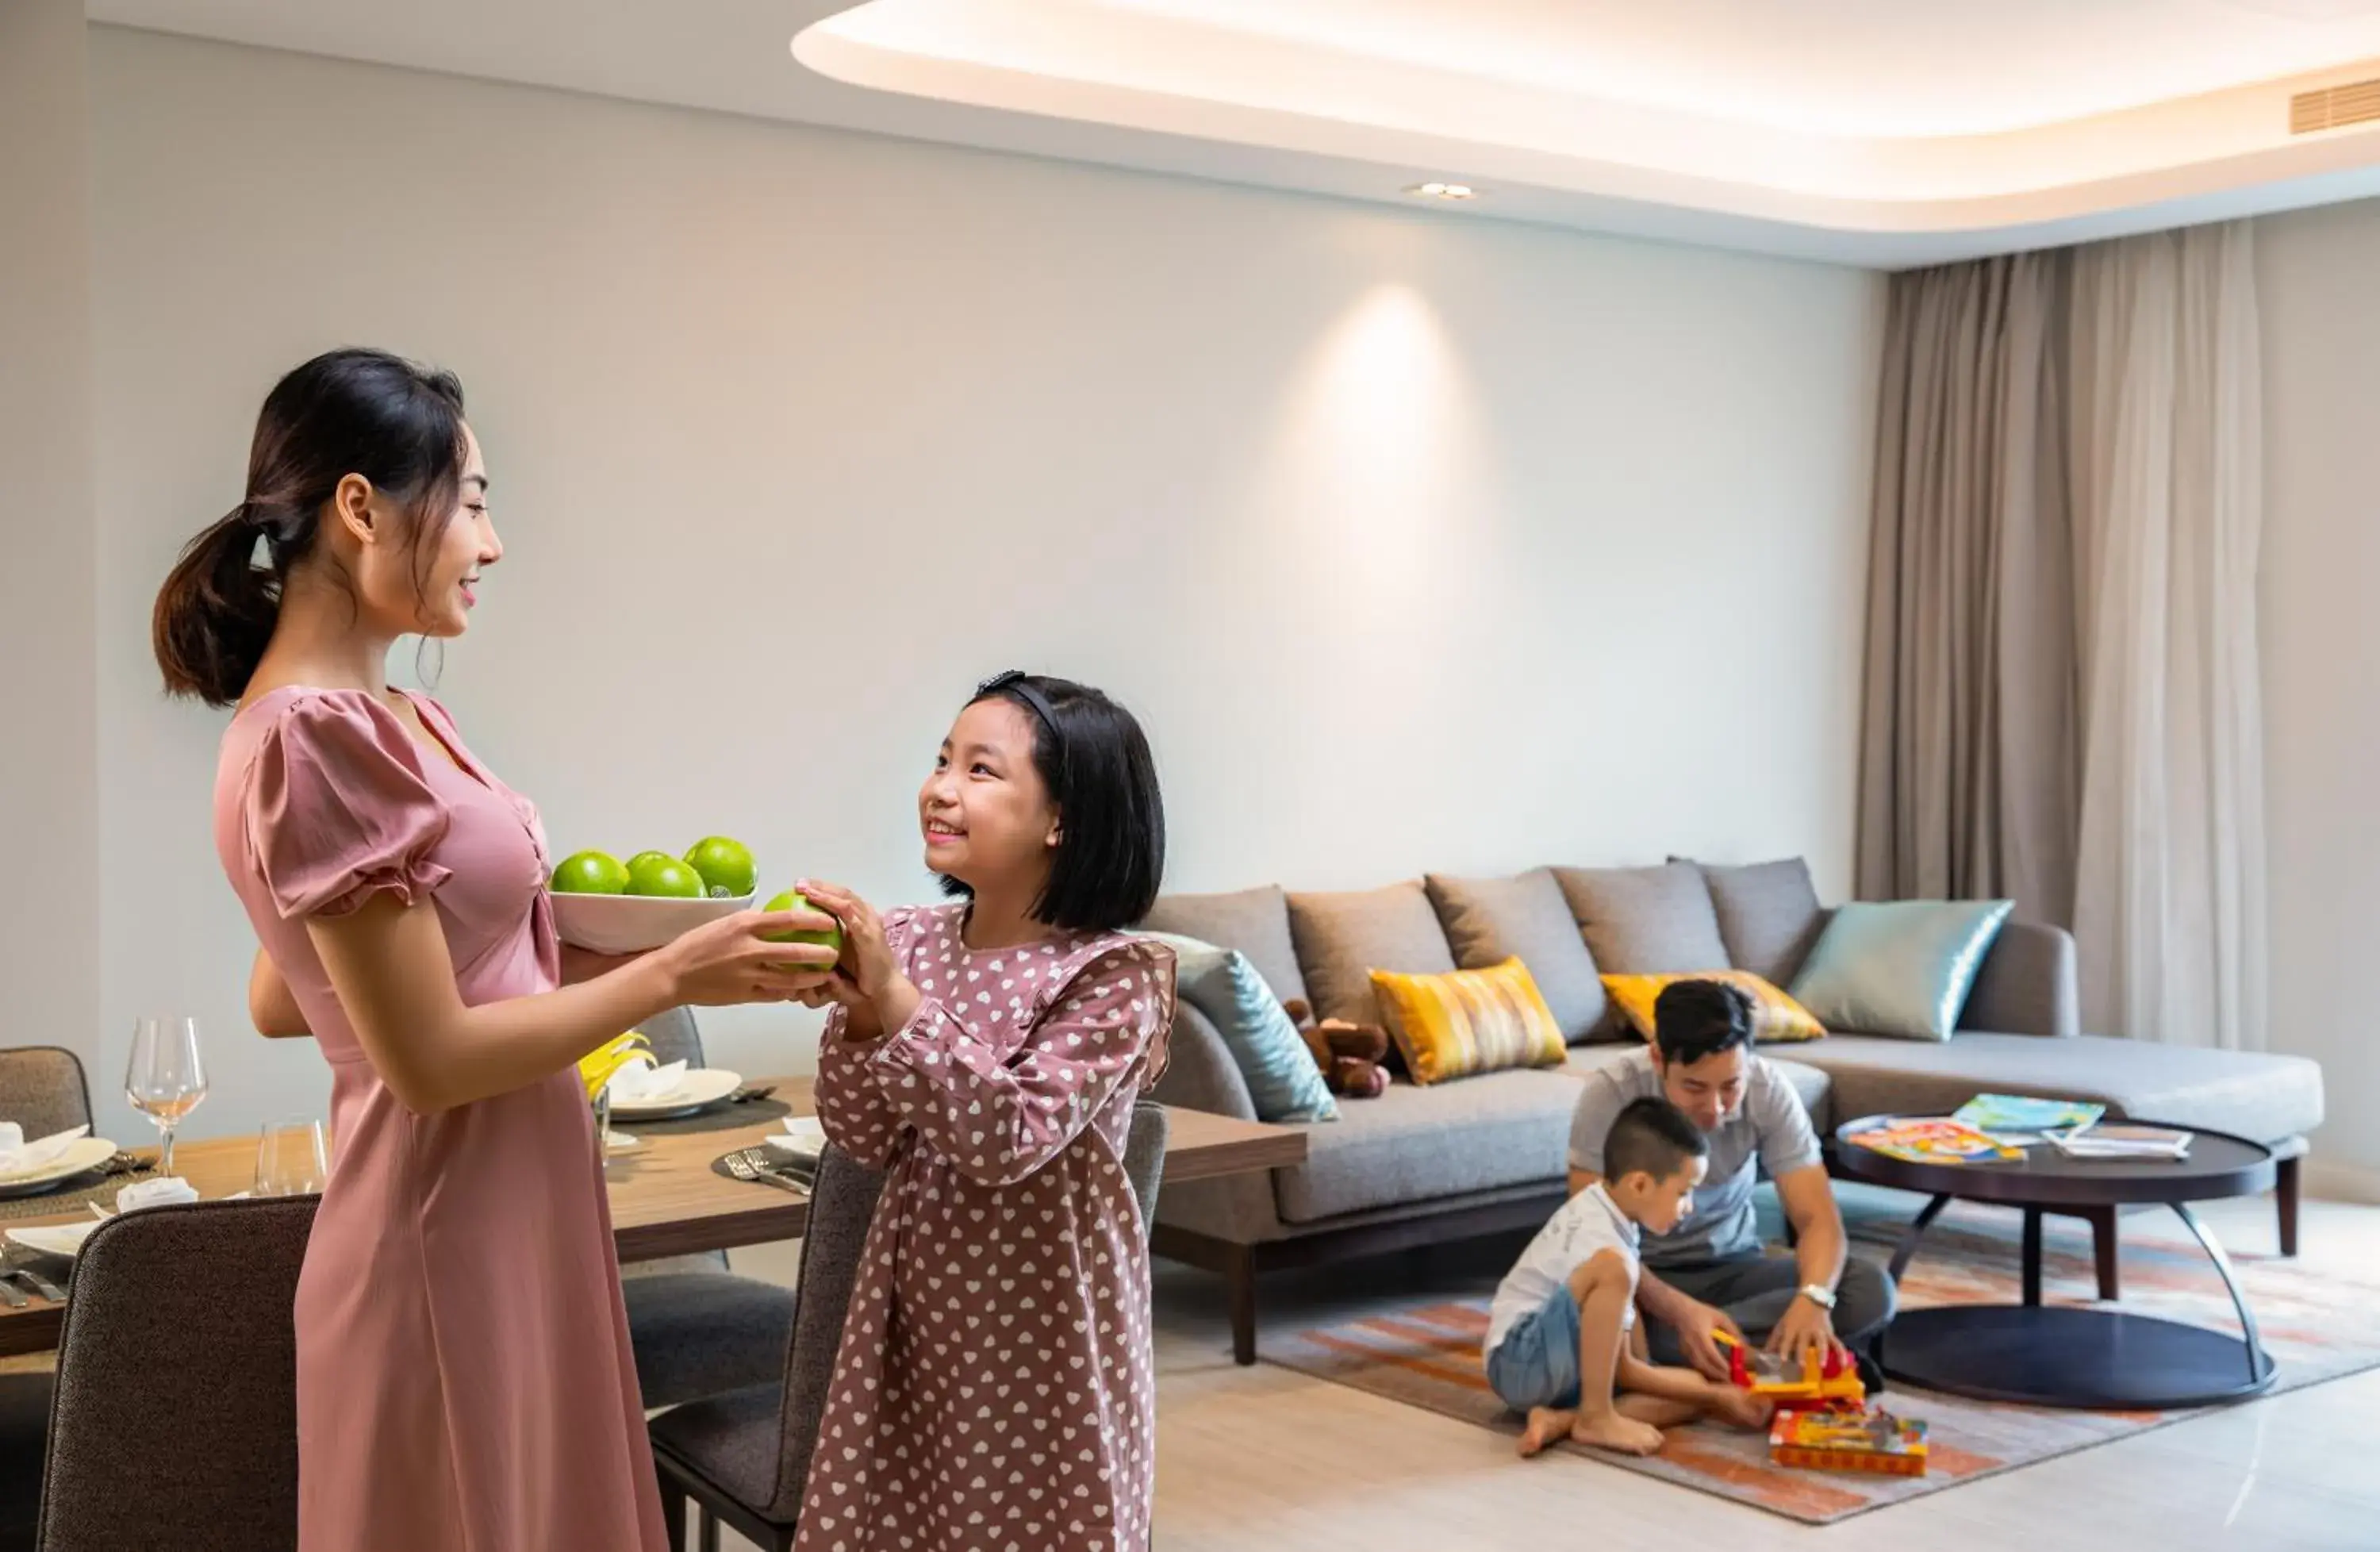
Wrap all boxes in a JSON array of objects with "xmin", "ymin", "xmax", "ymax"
[
  {"xmin": 0, "ymin": 1, "xmax": 102, "ymax": 1093},
  {"xmin": 2258, "ymin": 198, "xmax": 2380, "ymax": 1198},
  {"xmin": 86, "ymin": 27, "xmax": 1881, "ymax": 1141}
]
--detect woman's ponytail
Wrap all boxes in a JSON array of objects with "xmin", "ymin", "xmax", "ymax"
[{"xmin": 152, "ymin": 503, "xmax": 281, "ymax": 709}]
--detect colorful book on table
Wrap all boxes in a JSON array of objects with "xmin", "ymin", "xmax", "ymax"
[
  {"xmin": 1951, "ymin": 1093, "xmax": 2106, "ymax": 1135},
  {"xmin": 1844, "ymin": 1117, "xmax": 2024, "ymax": 1164}
]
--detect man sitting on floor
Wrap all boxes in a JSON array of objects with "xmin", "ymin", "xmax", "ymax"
[{"xmin": 1566, "ymin": 979, "xmax": 1895, "ymax": 1385}]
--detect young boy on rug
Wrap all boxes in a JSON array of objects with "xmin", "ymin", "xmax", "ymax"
[{"xmin": 1485, "ymin": 1097, "xmax": 1775, "ymax": 1457}]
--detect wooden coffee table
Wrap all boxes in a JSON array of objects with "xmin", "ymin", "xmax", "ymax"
[{"xmin": 1834, "ymin": 1114, "xmax": 2277, "ymax": 1409}]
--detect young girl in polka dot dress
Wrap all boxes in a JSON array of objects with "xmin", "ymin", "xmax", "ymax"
[{"xmin": 792, "ymin": 671, "xmax": 1176, "ymax": 1552}]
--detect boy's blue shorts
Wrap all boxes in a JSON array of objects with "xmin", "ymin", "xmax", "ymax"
[{"xmin": 1484, "ymin": 1285, "xmax": 1582, "ymax": 1412}]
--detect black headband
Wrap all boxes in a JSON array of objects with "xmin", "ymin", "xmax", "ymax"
[{"xmin": 976, "ymin": 670, "xmax": 1060, "ymax": 736}]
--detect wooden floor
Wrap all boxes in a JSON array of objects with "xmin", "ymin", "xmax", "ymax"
[
  {"xmin": 17, "ymin": 1191, "xmax": 2365, "ymax": 1546},
  {"xmin": 715, "ymin": 1191, "xmax": 2380, "ymax": 1551}
]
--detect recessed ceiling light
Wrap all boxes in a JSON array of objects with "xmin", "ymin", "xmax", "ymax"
[{"xmin": 1404, "ymin": 182, "xmax": 1479, "ymax": 201}]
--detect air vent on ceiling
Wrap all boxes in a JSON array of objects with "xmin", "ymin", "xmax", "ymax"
[{"xmin": 2290, "ymin": 78, "xmax": 2380, "ymax": 133}]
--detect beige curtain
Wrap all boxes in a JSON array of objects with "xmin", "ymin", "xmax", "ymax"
[
  {"xmin": 1854, "ymin": 251, "xmax": 2079, "ymax": 924},
  {"xmin": 1856, "ymin": 221, "xmax": 2268, "ymax": 1051},
  {"xmin": 2066, "ymin": 225, "xmax": 2268, "ymax": 1051}
]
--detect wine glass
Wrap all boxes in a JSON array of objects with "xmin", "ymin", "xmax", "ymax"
[
  {"xmin": 125, "ymin": 1016, "xmax": 207, "ymax": 1174},
  {"xmin": 255, "ymin": 1120, "xmax": 328, "ymax": 1197}
]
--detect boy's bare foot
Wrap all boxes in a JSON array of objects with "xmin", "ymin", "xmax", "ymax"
[
  {"xmin": 1518, "ymin": 1407, "xmax": 1577, "ymax": 1458},
  {"xmin": 1570, "ymin": 1411, "xmax": 1668, "ymax": 1457}
]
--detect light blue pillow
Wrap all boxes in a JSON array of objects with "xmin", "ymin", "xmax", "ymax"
[
  {"xmin": 1140, "ymin": 932, "xmax": 1338, "ymax": 1124},
  {"xmin": 1787, "ymin": 900, "xmax": 2014, "ymax": 1042}
]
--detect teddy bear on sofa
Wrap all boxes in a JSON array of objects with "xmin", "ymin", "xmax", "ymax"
[{"xmin": 1280, "ymin": 998, "xmax": 1392, "ymax": 1099}]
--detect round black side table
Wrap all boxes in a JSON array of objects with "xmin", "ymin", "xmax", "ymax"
[{"xmin": 1834, "ymin": 1116, "xmax": 2277, "ymax": 1409}]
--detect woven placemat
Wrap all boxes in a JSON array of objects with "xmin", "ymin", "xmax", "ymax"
[
  {"xmin": 618, "ymin": 1095, "xmax": 792, "ymax": 1137},
  {"xmin": 0, "ymin": 1164, "xmax": 159, "ymax": 1223}
]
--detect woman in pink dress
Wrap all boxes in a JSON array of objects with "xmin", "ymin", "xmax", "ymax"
[
  {"xmin": 791, "ymin": 671, "xmax": 1177, "ymax": 1551},
  {"xmin": 152, "ymin": 348, "xmax": 840, "ymax": 1550}
]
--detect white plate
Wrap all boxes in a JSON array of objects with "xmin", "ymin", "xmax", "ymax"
[
  {"xmin": 769, "ymin": 1117, "xmax": 827, "ymax": 1155},
  {"xmin": 607, "ymin": 1067, "xmax": 743, "ymax": 1120},
  {"xmin": 551, "ymin": 891, "xmax": 753, "ymax": 955},
  {"xmin": 5, "ymin": 1221, "xmax": 99, "ymax": 1259},
  {"xmin": 0, "ymin": 1138, "xmax": 117, "ymax": 1196}
]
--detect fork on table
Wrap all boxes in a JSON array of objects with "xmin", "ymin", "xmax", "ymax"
[
  {"xmin": 721, "ymin": 1149, "xmax": 814, "ymax": 1194},
  {"xmin": 0, "ymin": 1249, "xmax": 67, "ymax": 1304}
]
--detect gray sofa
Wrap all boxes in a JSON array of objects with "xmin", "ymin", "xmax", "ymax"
[{"xmin": 1141, "ymin": 862, "xmax": 2325, "ymax": 1364}]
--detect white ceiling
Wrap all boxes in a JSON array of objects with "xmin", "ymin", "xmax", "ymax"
[
  {"xmin": 1092, "ymin": 0, "xmax": 2380, "ymax": 136},
  {"xmin": 85, "ymin": 0, "xmax": 2380, "ymax": 267}
]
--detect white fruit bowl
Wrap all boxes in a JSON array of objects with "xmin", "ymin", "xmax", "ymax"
[{"xmin": 551, "ymin": 891, "xmax": 754, "ymax": 955}]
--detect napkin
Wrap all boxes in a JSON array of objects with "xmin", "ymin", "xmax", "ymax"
[
  {"xmin": 604, "ymin": 1058, "xmax": 689, "ymax": 1105},
  {"xmin": 0, "ymin": 1124, "xmax": 89, "ymax": 1175},
  {"xmin": 116, "ymin": 1177, "xmax": 200, "ymax": 1212}
]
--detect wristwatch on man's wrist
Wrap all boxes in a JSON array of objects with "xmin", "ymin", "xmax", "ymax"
[{"xmin": 1797, "ymin": 1282, "xmax": 1837, "ymax": 1311}]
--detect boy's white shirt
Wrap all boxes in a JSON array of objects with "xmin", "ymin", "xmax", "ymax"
[{"xmin": 1484, "ymin": 1182, "xmax": 1641, "ymax": 1360}]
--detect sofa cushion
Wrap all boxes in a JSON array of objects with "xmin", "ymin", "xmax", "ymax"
[
  {"xmin": 1683, "ymin": 857, "xmax": 1827, "ymax": 987},
  {"xmin": 1426, "ymin": 869, "xmax": 1607, "ymax": 1043},
  {"xmin": 1142, "ymin": 886, "xmax": 1307, "ymax": 1011},
  {"xmin": 1552, "ymin": 863, "xmax": 1729, "ymax": 1038},
  {"xmin": 1273, "ymin": 1069, "xmax": 1579, "ymax": 1224},
  {"xmin": 1600, "ymin": 970, "xmax": 1826, "ymax": 1045},
  {"xmin": 1141, "ymin": 932, "xmax": 1338, "ymax": 1124},
  {"xmin": 1286, "ymin": 882, "xmax": 1457, "ymax": 1028},
  {"xmin": 1793, "ymin": 1034, "xmax": 2325, "ymax": 1144},
  {"xmin": 1370, "ymin": 958, "xmax": 1568, "ymax": 1085},
  {"xmin": 1790, "ymin": 900, "xmax": 2013, "ymax": 1041},
  {"xmin": 1553, "ymin": 862, "xmax": 1731, "ymax": 975},
  {"xmin": 1561, "ymin": 1043, "xmax": 1833, "ymax": 1124}
]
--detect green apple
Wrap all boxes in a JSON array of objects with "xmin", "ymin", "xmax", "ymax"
[
  {"xmin": 762, "ymin": 889, "xmax": 846, "ymax": 962},
  {"xmin": 624, "ymin": 855, "xmax": 704, "ymax": 899},
  {"xmin": 551, "ymin": 850, "xmax": 629, "ymax": 894},
  {"xmin": 683, "ymin": 836, "xmax": 758, "ymax": 899}
]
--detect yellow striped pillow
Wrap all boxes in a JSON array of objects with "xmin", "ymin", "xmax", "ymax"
[
  {"xmin": 1599, "ymin": 970, "xmax": 1828, "ymax": 1045},
  {"xmin": 1368, "ymin": 958, "xmax": 1568, "ymax": 1085}
]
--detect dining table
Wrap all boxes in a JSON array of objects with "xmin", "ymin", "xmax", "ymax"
[{"xmin": 0, "ymin": 1076, "xmax": 1307, "ymax": 1358}]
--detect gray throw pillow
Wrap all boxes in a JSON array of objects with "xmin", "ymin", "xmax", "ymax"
[
  {"xmin": 1676, "ymin": 856, "xmax": 1827, "ymax": 987},
  {"xmin": 1551, "ymin": 862, "xmax": 1730, "ymax": 1040},
  {"xmin": 1285, "ymin": 882, "xmax": 1457, "ymax": 1028},
  {"xmin": 1551, "ymin": 862, "xmax": 1730, "ymax": 974}
]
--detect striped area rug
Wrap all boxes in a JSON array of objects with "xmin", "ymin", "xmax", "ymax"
[{"xmin": 1264, "ymin": 1202, "xmax": 2380, "ymax": 1523}]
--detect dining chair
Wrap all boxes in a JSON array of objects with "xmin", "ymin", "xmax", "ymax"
[
  {"xmin": 36, "ymin": 1197, "xmax": 316, "ymax": 1552},
  {"xmin": 619, "ymin": 1006, "xmax": 736, "ymax": 1275},
  {"xmin": 0, "ymin": 1372, "xmax": 48, "ymax": 1552},
  {"xmin": 1124, "ymin": 1099, "xmax": 1169, "ymax": 1244},
  {"xmin": 650, "ymin": 1142, "xmax": 887, "ymax": 1552},
  {"xmin": 632, "ymin": 1005, "xmax": 707, "ymax": 1070},
  {"xmin": 0, "ymin": 1047, "xmax": 94, "ymax": 1551},
  {"xmin": 648, "ymin": 1102, "xmax": 1173, "ymax": 1550},
  {"xmin": 0, "ymin": 1048, "xmax": 94, "ymax": 1139},
  {"xmin": 618, "ymin": 1006, "xmax": 800, "ymax": 1412}
]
